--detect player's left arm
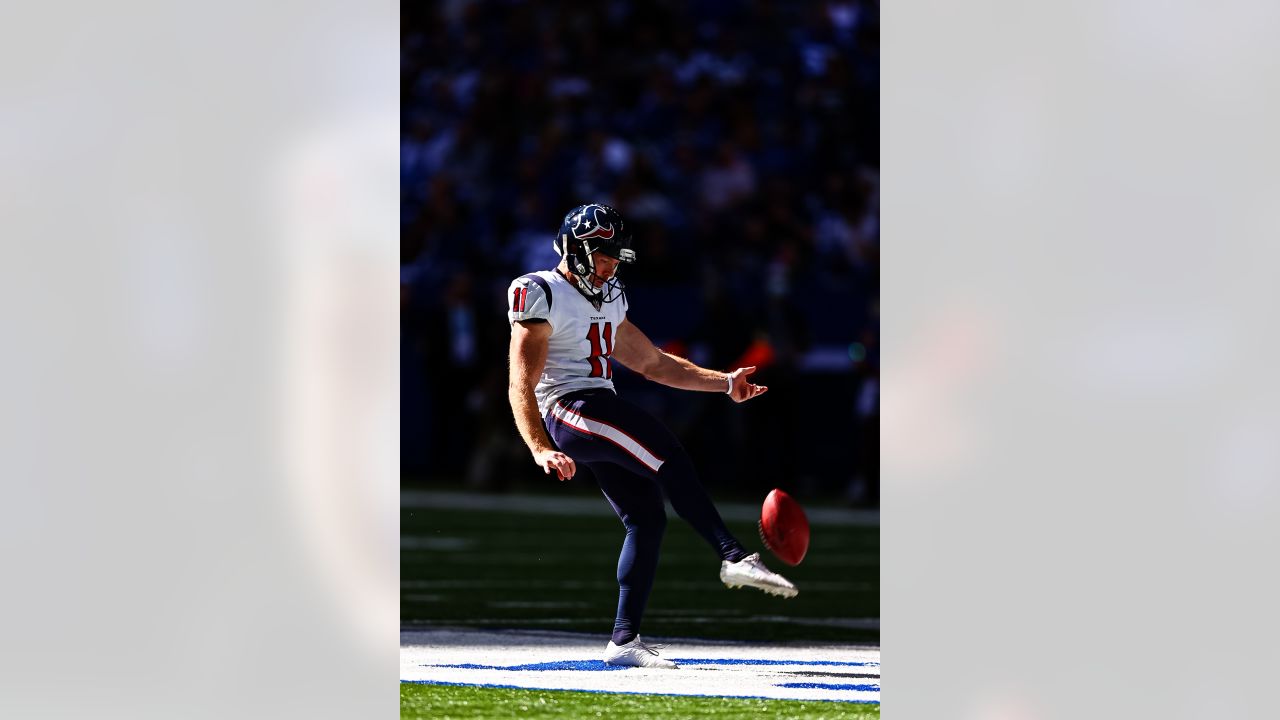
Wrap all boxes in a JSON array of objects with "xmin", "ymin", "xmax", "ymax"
[{"xmin": 611, "ymin": 319, "xmax": 767, "ymax": 403}]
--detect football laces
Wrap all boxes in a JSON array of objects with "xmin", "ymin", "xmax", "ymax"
[{"xmin": 757, "ymin": 519, "xmax": 775, "ymax": 553}]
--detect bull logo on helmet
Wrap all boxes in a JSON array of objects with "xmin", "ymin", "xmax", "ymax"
[{"xmin": 570, "ymin": 206, "xmax": 616, "ymax": 241}]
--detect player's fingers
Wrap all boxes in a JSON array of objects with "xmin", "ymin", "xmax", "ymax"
[
  {"xmin": 743, "ymin": 365, "xmax": 757, "ymax": 377},
  {"xmin": 558, "ymin": 456, "xmax": 575, "ymax": 480}
]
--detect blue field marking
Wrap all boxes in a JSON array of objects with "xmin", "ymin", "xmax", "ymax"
[
  {"xmin": 776, "ymin": 682, "xmax": 880, "ymax": 692},
  {"xmin": 670, "ymin": 658, "xmax": 880, "ymax": 668},
  {"xmin": 401, "ymin": 679, "xmax": 880, "ymax": 705},
  {"xmin": 425, "ymin": 661, "xmax": 627, "ymax": 671}
]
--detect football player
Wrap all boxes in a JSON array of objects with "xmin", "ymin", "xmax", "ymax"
[{"xmin": 506, "ymin": 203, "xmax": 797, "ymax": 670}]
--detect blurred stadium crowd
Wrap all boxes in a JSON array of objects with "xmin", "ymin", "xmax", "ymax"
[{"xmin": 402, "ymin": 0, "xmax": 879, "ymax": 506}]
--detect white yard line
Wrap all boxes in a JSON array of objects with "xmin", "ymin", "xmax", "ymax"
[
  {"xmin": 402, "ymin": 490, "xmax": 879, "ymax": 526},
  {"xmin": 401, "ymin": 626, "xmax": 880, "ymax": 705}
]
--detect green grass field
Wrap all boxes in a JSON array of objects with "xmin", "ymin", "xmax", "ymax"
[
  {"xmin": 402, "ymin": 683, "xmax": 880, "ymax": 719},
  {"xmin": 401, "ymin": 493, "xmax": 879, "ymax": 718},
  {"xmin": 402, "ymin": 499, "xmax": 879, "ymax": 643}
]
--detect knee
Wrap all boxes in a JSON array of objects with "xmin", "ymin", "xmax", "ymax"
[{"xmin": 625, "ymin": 509, "xmax": 667, "ymax": 537}]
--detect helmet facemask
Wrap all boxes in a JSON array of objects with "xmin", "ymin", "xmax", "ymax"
[{"xmin": 571, "ymin": 241, "xmax": 633, "ymax": 306}]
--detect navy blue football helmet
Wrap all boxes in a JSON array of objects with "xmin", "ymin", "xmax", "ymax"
[{"xmin": 554, "ymin": 203, "xmax": 636, "ymax": 305}]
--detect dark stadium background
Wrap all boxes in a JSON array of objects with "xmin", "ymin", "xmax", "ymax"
[{"xmin": 401, "ymin": 0, "xmax": 879, "ymax": 507}]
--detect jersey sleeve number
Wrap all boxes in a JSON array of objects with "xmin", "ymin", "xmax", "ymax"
[{"xmin": 585, "ymin": 321, "xmax": 614, "ymax": 379}]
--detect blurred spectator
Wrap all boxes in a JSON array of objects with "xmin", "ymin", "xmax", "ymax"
[
  {"xmin": 403, "ymin": 0, "xmax": 880, "ymax": 502},
  {"xmin": 700, "ymin": 141, "xmax": 756, "ymax": 213}
]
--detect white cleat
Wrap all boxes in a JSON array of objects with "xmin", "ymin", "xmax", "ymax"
[
  {"xmin": 720, "ymin": 552, "xmax": 799, "ymax": 598},
  {"xmin": 602, "ymin": 635, "xmax": 678, "ymax": 669}
]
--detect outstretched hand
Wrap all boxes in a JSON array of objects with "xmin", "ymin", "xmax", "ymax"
[
  {"xmin": 727, "ymin": 366, "xmax": 769, "ymax": 403},
  {"xmin": 534, "ymin": 448, "xmax": 576, "ymax": 481}
]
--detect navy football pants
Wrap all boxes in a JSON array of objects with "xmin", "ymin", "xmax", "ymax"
[{"xmin": 544, "ymin": 389, "xmax": 748, "ymax": 645}]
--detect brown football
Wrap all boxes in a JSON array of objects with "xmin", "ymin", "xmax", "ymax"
[{"xmin": 758, "ymin": 488, "xmax": 810, "ymax": 566}]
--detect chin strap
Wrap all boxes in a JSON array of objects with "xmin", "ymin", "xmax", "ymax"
[{"xmin": 568, "ymin": 272, "xmax": 604, "ymax": 308}]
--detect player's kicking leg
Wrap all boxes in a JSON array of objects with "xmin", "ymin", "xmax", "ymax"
[{"xmin": 644, "ymin": 434, "xmax": 800, "ymax": 599}]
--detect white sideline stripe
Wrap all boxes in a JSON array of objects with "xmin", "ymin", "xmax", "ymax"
[
  {"xmin": 401, "ymin": 627, "xmax": 880, "ymax": 704},
  {"xmin": 402, "ymin": 490, "xmax": 879, "ymax": 526},
  {"xmin": 550, "ymin": 402, "xmax": 665, "ymax": 472}
]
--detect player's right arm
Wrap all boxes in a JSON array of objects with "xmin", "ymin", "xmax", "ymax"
[{"xmin": 508, "ymin": 320, "xmax": 576, "ymax": 481}]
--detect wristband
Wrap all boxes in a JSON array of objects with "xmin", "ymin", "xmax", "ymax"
[{"xmin": 725, "ymin": 373, "xmax": 734, "ymax": 394}]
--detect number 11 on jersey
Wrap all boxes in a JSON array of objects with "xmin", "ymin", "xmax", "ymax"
[{"xmin": 585, "ymin": 321, "xmax": 614, "ymax": 378}]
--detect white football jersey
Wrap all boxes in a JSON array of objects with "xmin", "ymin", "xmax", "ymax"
[{"xmin": 507, "ymin": 270, "xmax": 628, "ymax": 416}]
